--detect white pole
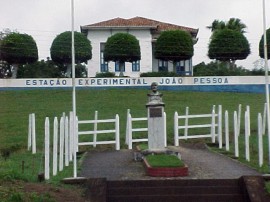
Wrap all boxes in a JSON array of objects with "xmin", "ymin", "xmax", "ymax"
[
  {"xmin": 245, "ymin": 111, "xmax": 250, "ymax": 162},
  {"xmin": 262, "ymin": 0, "xmax": 270, "ymax": 172},
  {"xmin": 218, "ymin": 105, "xmax": 222, "ymax": 149},
  {"xmin": 59, "ymin": 116, "xmax": 64, "ymax": 171},
  {"xmin": 128, "ymin": 113, "xmax": 132, "ymax": 149},
  {"xmin": 93, "ymin": 111, "xmax": 98, "ymax": 147},
  {"xmin": 184, "ymin": 107, "xmax": 189, "ymax": 140},
  {"xmin": 28, "ymin": 114, "xmax": 32, "ymax": 151},
  {"xmin": 64, "ymin": 116, "xmax": 69, "ymax": 167},
  {"xmin": 174, "ymin": 112, "xmax": 179, "ymax": 146},
  {"xmin": 225, "ymin": 110, "xmax": 229, "ymax": 151},
  {"xmin": 125, "ymin": 109, "xmax": 130, "ymax": 145},
  {"xmin": 45, "ymin": 117, "xmax": 50, "ymax": 180},
  {"xmin": 71, "ymin": 0, "xmax": 77, "ymax": 178},
  {"xmin": 234, "ymin": 111, "xmax": 239, "ymax": 158},
  {"xmin": 32, "ymin": 113, "xmax": 36, "ymax": 154},
  {"xmin": 258, "ymin": 113, "xmax": 264, "ymax": 167},
  {"xmin": 164, "ymin": 112, "xmax": 167, "ymax": 147},
  {"xmin": 53, "ymin": 117, "xmax": 58, "ymax": 176},
  {"xmin": 115, "ymin": 114, "xmax": 120, "ymax": 150}
]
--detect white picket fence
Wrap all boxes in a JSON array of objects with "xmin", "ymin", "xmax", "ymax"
[
  {"xmin": 226, "ymin": 104, "xmax": 266, "ymax": 167},
  {"xmin": 174, "ymin": 105, "xmax": 222, "ymax": 147},
  {"xmin": 28, "ymin": 111, "xmax": 120, "ymax": 180},
  {"xmin": 28, "ymin": 102, "xmax": 269, "ymax": 179}
]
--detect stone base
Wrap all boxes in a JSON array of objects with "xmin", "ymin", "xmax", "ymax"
[{"xmin": 143, "ymin": 159, "xmax": 188, "ymax": 177}]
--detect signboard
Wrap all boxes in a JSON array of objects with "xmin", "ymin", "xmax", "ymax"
[{"xmin": 0, "ymin": 76, "xmax": 266, "ymax": 88}]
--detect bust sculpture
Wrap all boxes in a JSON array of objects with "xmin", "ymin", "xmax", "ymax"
[{"xmin": 147, "ymin": 82, "xmax": 164, "ymax": 105}]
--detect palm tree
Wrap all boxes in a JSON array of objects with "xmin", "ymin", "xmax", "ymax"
[{"xmin": 207, "ymin": 18, "xmax": 247, "ymax": 33}]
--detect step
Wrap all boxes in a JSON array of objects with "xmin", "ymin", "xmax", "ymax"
[
  {"xmin": 107, "ymin": 194, "xmax": 244, "ymax": 202},
  {"xmin": 107, "ymin": 179, "xmax": 240, "ymax": 188},
  {"xmin": 108, "ymin": 186, "xmax": 241, "ymax": 196}
]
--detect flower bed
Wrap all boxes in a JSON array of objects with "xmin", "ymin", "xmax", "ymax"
[{"xmin": 143, "ymin": 154, "xmax": 188, "ymax": 177}]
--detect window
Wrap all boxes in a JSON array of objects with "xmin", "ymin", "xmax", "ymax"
[
  {"xmin": 176, "ymin": 60, "xmax": 192, "ymax": 76},
  {"xmin": 100, "ymin": 43, "xmax": 108, "ymax": 72},
  {"xmin": 158, "ymin": 60, "xmax": 168, "ymax": 72},
  {"xmin": 132, "ymin": 61, "xmax": 140, "ymax": 72},
  {"xmin": 115, "ymin": 61, "xmax": 125, "ymax": 72},
  {"xmin": 176, "ymin": 61, "xmax": 185, "ymax": 75}
]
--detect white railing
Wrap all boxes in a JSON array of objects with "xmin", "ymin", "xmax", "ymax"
[
  {"xmin": 77, "ymin": 113, "xmax": 120, "ymax": 150},
  {"xmin": 125, "ymin": 109, "xmax": 148, "ymax": 149},
  {"xmin": 41, "ymin": 111, "xmax": 120, "ymax": 180},
  {"xmin": 174, "ymin": 105, "xmax": 222, "ymax": 146},
  {"xmin": 27, "ymin": 113, "xmax": 36, "ymax": 154}
]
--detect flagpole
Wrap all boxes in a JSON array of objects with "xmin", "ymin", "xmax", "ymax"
[
  {"xmin": 71, "ymin": 0, "xmax": 77, "ymax": 178},
  {"xmin": 262, "ymin": 0, "xmax": 270, "ymax": 172}
]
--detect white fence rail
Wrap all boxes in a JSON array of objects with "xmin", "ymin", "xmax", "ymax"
[
  {"xmin": 77, "ymin": 113, "xmax": 120, "ymax": 150},
  {"xmin": 174, "ymin": 105, "xmax": 222, "ymax": 146},
  {"xmin": 125, "ymin": 109, "xmax": 167, "ymax": 149},
  {"xmin": 125, "ymin": 109, "xmax": 148, "ymax": 149}
]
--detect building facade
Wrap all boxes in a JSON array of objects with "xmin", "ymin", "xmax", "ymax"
[{"xmin": 81, "ymin": 17, "xmax": 198, "ymax": 77}]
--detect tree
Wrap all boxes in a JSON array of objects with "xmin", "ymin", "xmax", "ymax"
[
  {"xmin": 208, "ymin": 29, "xmax": 250, "ymax": 67},
  {"xmin": 50, "ymin": 31, "xmax": 92, "ymax": 77},
  {"xmin": 259, "ymin": 28, "xmax": 270, "ymax": 59},
  {"xmin": 104, "ymin": 33, "xmax": 140, "ymax": 76},
  {"xmin": 0, "ymin": 32, "xmax": 38, "ymax": 78},
  {"xmin": 154, "ymin": 30, "xmax": 194, "ymax": 72},
  {"xmin": 207, "ymin": 18, "xmax": 247, "ymax": 33}
]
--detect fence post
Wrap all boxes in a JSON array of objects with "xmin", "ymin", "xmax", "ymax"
[
  {"xmin": 184, "ymin": 107, "xmax": 189, "ymax": 140},
  {"xmin": 69, "ymin": 111, "xmax": 73, "ymax": 162},
  {"xmin": 45, "ymin": 117, "xmax": 50, "ymax": 180},
  {"xmin": 115, "ymin": 114, "xmax": 120, "ymax": 150},
  {"xmin": 245, "ymin": 110, "xmax": 250, "ymax": 162},
  {"xmin": 31, "ymin": 113, "xmax": 36, "ymax": 154},
  {"xmin": 218, "ymin": 105, "xmax": 222, "ymax": 149},
  {"xmin": 211, "ymin": 105, "xmax": 216, "ymax": 143},
  {"xmin": 28, "ymin": 114, "xmax": 32, "ymax": 151},
  {"xmin": 64, "ymin": 116, "xmax": 69, "ymax": 167},
  {"xmin": 225, "ymin": 110, "xmax": 229, "ymax": 151},
  {"xmin": 128, "ymin": 113, "xmax": 133, "ymax": 149},
  {"xmin": 93, "ymin": 111, "xmax": 98, "ymax": 147},
  {"xmin": 258, "ymin": 113, "xmax": 263, "ymax": 167},
  {"xmin": 75, "ymin": 116, "xmax": 79, "ymax": 152},
  {"xmin": 234, "ymin": 111, "xmax": 239, "ymax": 158},
  {"xmin": 174, "ymin": 112, "xmax": 179, "ymax": 146},
  {"xmin": 125, "ymin": 109, "xmax": 130, "ymax": 145},
  {"xmin": 59, "ymin": 115, "xmax": 64, "ymax": 171},
  {"xmin": 53, "ymin": 117, "xmax": 58, "ymax": 176},
  {"xmin": 164, "ymin": 112, "xmax": 167, "ymax": 147}
]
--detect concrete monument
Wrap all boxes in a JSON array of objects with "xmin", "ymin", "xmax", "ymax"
[{"xmin": 146, "ymin": 82, "xmax": 166, "ymax": 150}]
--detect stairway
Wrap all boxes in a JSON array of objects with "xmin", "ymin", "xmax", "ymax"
[{"xmin": 106, "ymin": 179, "xmax": 248, "ymax": 202}]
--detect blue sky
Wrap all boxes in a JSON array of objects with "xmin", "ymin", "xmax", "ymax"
[{"xmin": 1, "ymin": 0, "xmax": 269, "ymax": 69}]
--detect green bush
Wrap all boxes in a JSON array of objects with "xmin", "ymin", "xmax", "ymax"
[
  {"xmin": 95, "ymin": 72, "xmax": 115, "ymax": 78},
  {"xmin": 140, "ymin": 72, "xmax": 179, "ymax": 77}
]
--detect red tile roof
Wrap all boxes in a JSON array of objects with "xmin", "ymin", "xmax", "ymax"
[{"xmin": 81, "ymin": 17, "xmax": 198, "ymax": 37}]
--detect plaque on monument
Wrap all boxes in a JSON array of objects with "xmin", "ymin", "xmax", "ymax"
[{"xmin": 149, "ymin": 107, "xmax": 162, "ymax": 117}]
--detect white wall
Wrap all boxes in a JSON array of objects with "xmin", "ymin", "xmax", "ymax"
[{"xmin": 86, "ymin": 29, "xmax": 153, "ymax": 77}]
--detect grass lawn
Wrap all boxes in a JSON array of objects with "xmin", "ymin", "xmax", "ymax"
[{"xmin": 0, "ymin": 88, "xmax": 269, "ymax": 184}]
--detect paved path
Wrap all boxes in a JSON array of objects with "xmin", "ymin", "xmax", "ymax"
[{"xmin": 79, "ymin": 144, "xmax": 260, "ymax": 180}]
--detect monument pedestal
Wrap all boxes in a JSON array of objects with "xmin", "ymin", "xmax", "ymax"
[{"xmin": 146, "ymin": 103, "xmax": 165, "ymax": 150}]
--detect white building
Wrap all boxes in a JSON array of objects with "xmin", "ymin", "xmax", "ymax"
[{"xmin": 81, "ymin": 17, "xmax": 198, "ymax": 77}]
